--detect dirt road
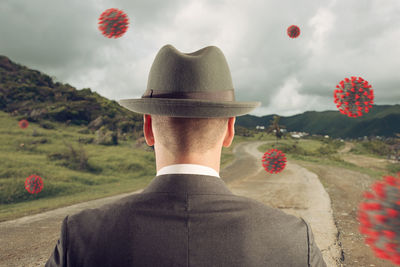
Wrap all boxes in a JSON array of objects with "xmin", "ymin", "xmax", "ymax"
[
  {"xmin": 0, "ymin": 141, "xmax": 341, "ymax": 266},
  {"xmin": 296, "ymin": 142, "xmax": 399, "ymax": 267},
  {"xmin": 221, "ymin": 141, "xmax": 341, "ymax": 266}
]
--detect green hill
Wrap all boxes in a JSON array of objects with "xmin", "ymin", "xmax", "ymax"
[
  {"xmin": 237, "ymin": 105, "xmax": 400, "ymax": 138},
  {"xmin": 0, "ymin": 55, "xmax": 143, "ymax": 142}
]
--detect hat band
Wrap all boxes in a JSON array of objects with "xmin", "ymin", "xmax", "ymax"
[{"xmin": 142, "ymin": 89, "xmax": 235, "ymax": 101}]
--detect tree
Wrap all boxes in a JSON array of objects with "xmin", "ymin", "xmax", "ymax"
[{"xmin": 266, "ymin": 115, "xmax": 286, "ymax": 143}]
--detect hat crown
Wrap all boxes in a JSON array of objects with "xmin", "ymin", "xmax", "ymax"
[
  {"xmin": 118, "ymin": 44, "xmax": 260, "ymax": 118},
  {"xmin": 146, "ymin": 44, "xmax": 234, "ymax": 94}
]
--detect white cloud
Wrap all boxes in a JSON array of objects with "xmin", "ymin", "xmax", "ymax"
[
  {"xmin": 0, "ymin": 0, "xmax": 399, "ymax": 118},
  {"xmin": 253, "ymin": 76, "xmax": 324, "ymax": 117},
  {"xmin": 307, "ymin": 7, "xmax": 336, "ymax": 55}
]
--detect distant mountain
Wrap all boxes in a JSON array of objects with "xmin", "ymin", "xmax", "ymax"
[
  {"xmin": 0, "ymin": 55, "xmax": 399, "ymax": 139},
  {"xmin": 237, "ymin": 104, "xmax": 400, "ymax": 138}
]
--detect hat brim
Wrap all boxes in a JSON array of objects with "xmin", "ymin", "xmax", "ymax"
[{"xmin": 118, "ymin": 98, "xmax": 261, "ymax": 118}]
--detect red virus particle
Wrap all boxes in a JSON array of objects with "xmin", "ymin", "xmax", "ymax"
[
  {"xmin": 357, "ymin": 172, "xmax": 400, "ymax": 265},
  {"xmin": 18, "ymin": 119, "xmax": 29, "ymax": 129},
  {"xmin": 262, "ymin": 149, "xmax": 287, "ymax": 174},
  {"xmin": 287, "ymin": 25, "xmax": 300, "ymax": 38},
  {"xmin": 334, "ymin": 76, "xmax": 374, "ymax": 118},
  {"xmin": 25, "ymin": 174, "xmax": 44, "ymax": 194},
  {"xmin": 98, "ymin": 8, "xmax": 130, "ymax": 39}
]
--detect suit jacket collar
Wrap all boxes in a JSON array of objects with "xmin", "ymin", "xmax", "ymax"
[{"xmin": 141, "ymin": 174, "xmax": 233, "ymax": 195}]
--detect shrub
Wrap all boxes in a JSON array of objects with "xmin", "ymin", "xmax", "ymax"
[
  {"xmin": 94, "ymin": 126, "xmax": 118, "ymax": 145},
  {"xmin": 236, "ymin": 125, "xmax": 254, "ymax": 137},
  {"xmin": 39, "ymin": 120, "xmax": 55, "ymax": 129},
  {"xmin": 32, "ymin": 129, "xmax": 43, "ymax": 137},
  {"xmin": 78, "ymin": 137, "xmax": 94, "ymax": 144},
  {"xmin": 78, "ymin": 128, "xmax": 90, "ymax": 134},
  {"xmin": 387, "ymin": 163, "xmax": 400, "ymax": 174},
  {"xmin": 29, "ymin": 138, "xmax": 48, "ymax": 145},
  {"xmin": 270, "ymin": 143, "xmax": 312, "ymax": 156},
  {"xmin": 0, "ymin": 178, "xmax": 85, "ymax": 204},
  {"xmin": 317, "ymin": 145, "xmax": 336, "ymax": 155},
  {"xmin": 47, "ymin": 142, "xmax": 101, "ymax": 172},
  {"xmin": 361, "ymin": 140, "xmax": 391, "ymax": 156}
]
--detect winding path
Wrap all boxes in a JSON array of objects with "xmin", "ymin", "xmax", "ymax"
[{"xmin": 221, "ymin": 141, "xmax": 341, "ymax": 266}]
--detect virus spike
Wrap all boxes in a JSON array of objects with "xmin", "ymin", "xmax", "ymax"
[
  {"xmin": 384, "ymin": 175, "xmax": 397, "ymax": 186},
  {"xmin": 363, "ymin": 191, "xmax": 375, "ymax": 199},
  {"xmin": 375, "ymin": 214, "xmax": 386, "ymax": 223},
  {"xmin": 385, "ymin": 242, "xmax": 397, "ymax": 253},
  {"xmin": 387, "ymin": 208, "xmax": 399, "ymax": 218},
  {"xmin": 372, "ymin": 182, "xmax": 386, "ymax": 198}
]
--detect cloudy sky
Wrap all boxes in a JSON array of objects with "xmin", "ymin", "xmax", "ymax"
[{"xmin": 0, "ymin": 0, "xmax": 399, "ymax": 117}]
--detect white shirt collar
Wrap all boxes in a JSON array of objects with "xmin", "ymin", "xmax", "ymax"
[{"xmin": 156, "ymin": 164, "xmax": 220, "ymax": 178}]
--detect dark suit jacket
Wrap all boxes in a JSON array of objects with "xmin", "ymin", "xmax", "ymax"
[{"xmin": 46, "ymin": 174, "xmax": 327, "ymax": 267}]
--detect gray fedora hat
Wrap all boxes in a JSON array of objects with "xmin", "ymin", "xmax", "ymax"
[{"xmin": 118, "ymin": 44, "xmax": 261, "ymax": 118}]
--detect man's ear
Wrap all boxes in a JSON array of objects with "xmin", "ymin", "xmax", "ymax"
[
  {"xmin": 222, "ymin": 117, "xmax": 235, "ymax": 148},
  {"xmin": 143, "ymin": 114, "xmax": 155, "ymax": 146}
]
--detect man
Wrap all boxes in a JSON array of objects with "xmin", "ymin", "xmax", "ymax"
[{"xmin": 46, "ymin": 44, "xmax": 326, "ymax": 266}]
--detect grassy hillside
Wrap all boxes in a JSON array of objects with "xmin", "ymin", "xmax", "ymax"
[
  {"xmin": 0, "ymin": 55, "xmax": 144, "ymax": 143},
  {"xmin": 0, "ymin": 109, "xmax": 275, "ymax": 222}
]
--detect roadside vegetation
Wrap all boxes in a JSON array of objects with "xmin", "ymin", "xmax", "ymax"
[{"xmin": 257, "ymin": 136, "xmax": 400, "ymax": 183}]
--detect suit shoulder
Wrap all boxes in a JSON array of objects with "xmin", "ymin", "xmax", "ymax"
[
  {"xmin": 230, "ymin": 194, "xmax": 306, "ymax": 227},
  {"xmin": 67, "ymin": 192, "xmax": 146, "ymax": 224}
]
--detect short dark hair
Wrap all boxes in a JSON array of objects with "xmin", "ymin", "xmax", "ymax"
[{"xmin": 151, "ymin": 115, "xmax": 230, "ymax": 154}]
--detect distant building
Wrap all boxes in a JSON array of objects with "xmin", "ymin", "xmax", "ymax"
[
  {"xmin": 290, "ymin": 131, "xmax": 309, "ymax": 138},
  {"xmin": 255, "ymin": 125, "xmax": 265, "ymax": 130}
]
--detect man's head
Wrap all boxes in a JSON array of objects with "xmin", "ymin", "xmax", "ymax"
[{"xmin": 143, "ymin": 114, "xmax": 235, "ymax": 155}]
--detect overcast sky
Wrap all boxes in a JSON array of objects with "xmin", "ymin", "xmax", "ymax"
[{"xmin": 1, "ymin": 0, "xmax": 399, "ymax": 117}]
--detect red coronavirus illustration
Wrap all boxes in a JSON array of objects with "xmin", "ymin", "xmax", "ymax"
[
  {"xmin": 98, "ymin": 8, "xmax": 129, "ymax": 39},
  {"xmin": 262, "ymin": 149, "xmax": 287, "ymax": 174},
  {"xmin": 25, "ymin": 174, "xmax": 44, "ymax": 194},
  {"xmin": 357, "ymin": 172, "xmax": 400, "ymax": 265},
  {"xmin": 287, "ymin": 25, "xmax": 300, "ymax": 38},
  {"xmin": 334, "ymin": 76, "xmax": 374, "ymax": 118},
  {"xmin": 18, "ymin": 119, "xmax": 29, "ymax": 129}
]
